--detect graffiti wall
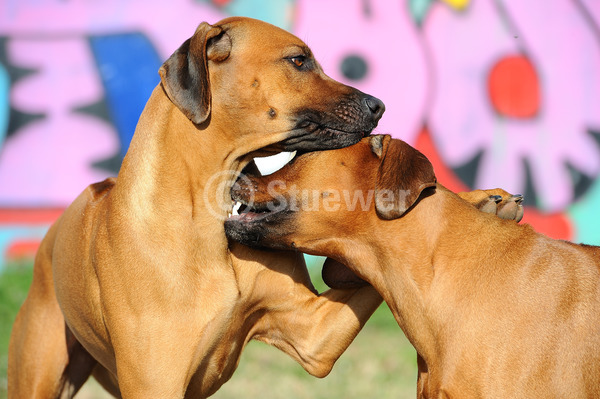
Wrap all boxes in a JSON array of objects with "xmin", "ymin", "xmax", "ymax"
[{"xmin": 1, "ymin": 0, "xmax": 599, "ymax": 268}]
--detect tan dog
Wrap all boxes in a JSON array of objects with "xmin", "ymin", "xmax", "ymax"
[
  {"xmin": 226, "ymin": 135, "xmax": 600, "ymax": 398},
  {"xmin": 8, "ymin": 17, "xmax": 388, "ymax": 398}
]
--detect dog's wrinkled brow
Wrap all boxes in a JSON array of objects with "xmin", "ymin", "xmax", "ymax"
[{"xmin": 283, "ymin": 45, "xmax": 311, "ymax": 58}]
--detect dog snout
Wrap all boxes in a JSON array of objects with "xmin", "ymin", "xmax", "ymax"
[{"xmin": 363, "ymin": 95, "xmax": 385, "ymax": 124}]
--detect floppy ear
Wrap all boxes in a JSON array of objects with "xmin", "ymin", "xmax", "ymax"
[
  {"xmin": 373, "ymin": 135, "xmax": 436, "ymax": 220},
  {"xmin": 158, "ymin": 22, "xmax": 232, "ymax": 125}
]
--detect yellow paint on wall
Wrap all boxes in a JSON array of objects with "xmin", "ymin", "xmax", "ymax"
[{"xmin": 442, "ymin": 0, "xmax": 470, "ymax": 10}]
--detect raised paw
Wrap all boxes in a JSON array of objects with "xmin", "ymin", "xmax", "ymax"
[{"xmin": 458, "ymin": 188, "xmax": 524, "ymax": 222}]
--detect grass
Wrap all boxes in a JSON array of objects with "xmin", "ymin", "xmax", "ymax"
[
  {"xmin": 0, "ymin": 257, "xmax": 417, "ymax": 399},
  {"xmin": 212, "ymin": 305, "xmax": 417, "ymax": 399},
  {"xmin": 0, "ymin": 260, "xmax": 34, "ymax": 397}
]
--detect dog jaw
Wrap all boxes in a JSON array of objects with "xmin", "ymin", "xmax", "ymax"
[{"xmin": 277, "ymin": 95, "xmax": 384, "ymax": 152}]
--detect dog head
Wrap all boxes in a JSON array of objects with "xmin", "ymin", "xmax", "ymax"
[
  {"xmin": 159, "ymin": 17, "xmax": 385, "ymax": 154},
  {"xmin": 224, "ymin": 135, "xmax": 436, "ymax": 255}
]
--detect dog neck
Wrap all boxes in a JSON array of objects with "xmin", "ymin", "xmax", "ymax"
[
  {"xmin": 343, "ymin": 185, "xmax": 528, "ymax": 370},
  {"xmin": 112, "ymin": 85, "xmax": 248, "ymax": 253}
]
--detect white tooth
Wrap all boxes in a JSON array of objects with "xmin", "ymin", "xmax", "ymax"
[
  {"xmin": 287, "ymin": 150, "xmax": 297, "ymax": 163},
  {"xmin": 254, "ymin": 151, "xmax": 297, "ymax": 175},
  {"xmin": 232, "ymin": 201, "xmax": 242, "ymax": 216},
  {"xmin": 228, "ymin": 213, "xmax": 232, "ymax": 218}
]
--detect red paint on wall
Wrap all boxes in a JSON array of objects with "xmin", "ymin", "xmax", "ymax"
[
  {"xmin": 521, "ymin": 208, "xmax": 573, "ymax": 241},
  {"xmin": 414, "ymin": 127, "xmax": 573, "ymax": 241},
  {"xmin": 0, "ymin": 208, "xmax": 64, "ymax": 225},
  {"xmin": 6, "ymin": 240, "xmax": 41, "ymax": 260},
  {"xmin": 488, "ymin": 55, "xmax": 541, "ymax": 118},
  {"xmin": 414, "ymin": 127, "xmax": 470, "ymax": 193}
]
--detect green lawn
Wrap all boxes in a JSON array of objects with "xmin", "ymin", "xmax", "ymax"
[
  {"xmin": 1, "ymin": 257, "xmax": 417, "ymax": 399},
  {"xmin": 0, "ymin": 261, "xmax": 33, "ymax": 398}
]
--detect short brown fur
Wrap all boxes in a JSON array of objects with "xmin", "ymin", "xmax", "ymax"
[
  {"xmin": 8, "ymin": 18, "xmax": 386, "ymax": 398},
  {"xmin": 227, "ymin": 135, "xmax": 600, "ymax": 398}
]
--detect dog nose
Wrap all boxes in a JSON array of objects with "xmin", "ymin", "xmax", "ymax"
[{"xmin": 363, "ymin": 95, "xmax": 385, "ymax": 122}]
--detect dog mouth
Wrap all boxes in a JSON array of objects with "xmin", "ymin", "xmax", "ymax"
[
  {"xmin": 225, "ymin": 105, "xmax": 376, "ymax": 220},
  {"xmin": 227, "ymin": 151, "xmax": 294, "ymax": 220},
  {"xmin": 279, "ymin": 119, "xmax": 369, "ymax": 152},
  {"xmin": 227, "ymin": 197, "xmax": 284, "ymax": 222},
  {"xmin": 225, "ymin": 175, "xmax": 292, "ymax": 247}
]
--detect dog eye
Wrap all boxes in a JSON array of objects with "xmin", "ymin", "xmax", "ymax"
[{"xmin": 289, "ymin": 55, "xmax": 307, "ymax": 69}]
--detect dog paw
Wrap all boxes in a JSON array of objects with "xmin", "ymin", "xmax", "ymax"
[
  {"xmin": 458, "ymin": 188, "xmax": 524, "ymax": 222},
  {"xmin": 322, "ymin": 258, "xmax": 369, "ymax": 289}
]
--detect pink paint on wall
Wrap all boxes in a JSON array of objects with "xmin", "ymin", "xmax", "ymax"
[
  {"xmin": 0, "ymin": 1, "xmax": 226, "ymax": 206},
  {"xmin": 294, "ymin": 0, "xmax": 429, "ymax": 144},
  {"xmin": 0, "ymin": 0, "xmax": 226, "ymax": 58},
  {"xmin": 424, "ymin": 0, "xmax": 600, "ymax": 212},
  {"xmin": 0, "ymin": 38, "xmax": 118, "ymax": 205}
]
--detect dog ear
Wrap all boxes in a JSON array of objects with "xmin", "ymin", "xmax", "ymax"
[
  {"xmin": 159, "ymin": 22, "xmax": 232, "ymax": 125},
  {"xmin": 373, "ymin": 135, "xmax": 436, "ymax": 220}
]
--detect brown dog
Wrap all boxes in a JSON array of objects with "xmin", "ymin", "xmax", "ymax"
[
  {"xmin": 226, "ymin": 135, "xmax": 600, "ymax": 398},
  {"xmin": 8, "ymin": 17, "xmax": 388, "ymax": 398}
]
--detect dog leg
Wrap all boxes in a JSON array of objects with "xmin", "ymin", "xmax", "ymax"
[
  {"xmin": 256, "ymin": 284, "xmax": 382, "ymax": 377},
  {"xmin": 91, "ymin": 365, "xmax": 121, "ymax": 398},
  {"xmin": 109, "ymin": 310, "xmax": 217, "ymax": 398},
  {"xmin": 8, "ymin": 226, "xmax": 97, "ymax": 399},
  {"xmin": 236, "ymin": 246, "xmax": 382, "ymax": 378},
  {"xmin": 112, "ymin": 344, "xmax": 189, "ymax": 398}
]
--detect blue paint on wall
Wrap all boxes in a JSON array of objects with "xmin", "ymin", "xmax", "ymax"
[
  {"xmin": 89, "ymin": 33, "xmax": 162, "ymax": 159},
  {"xmin": 223, "ymin": 0, "xmax": 295, "ymax": 30},
  {"xmin": 569, "ymin": 178, "xmax": 600, "ymax": 245},
  {"xmin": 0, "ymin": 63, "xmax": 9, "ymax": 147},
  {"xmin": 0, "ymin": 225, "xmax": 49, "ymax": 272}
]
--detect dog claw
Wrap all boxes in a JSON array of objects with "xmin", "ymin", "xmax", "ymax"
[
  {"xmin": 511, "ymin": 194, "xmax": 524, "ymax": 204},
  {"xmin": 490, "ymin": 195, "xmax": 502, "ymax": 203}
]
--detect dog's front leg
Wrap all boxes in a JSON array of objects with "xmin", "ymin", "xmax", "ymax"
[
  {"xmin": 232, "ymin": 244, "xmax": 382, "ymax": 378},
  {"xmin": 257, "ymin": 284, "xmax": 382, "ymax": 377},
  {"xmin": 8, "ymin": 223, "xmax": 99, "ymax": 399}
]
